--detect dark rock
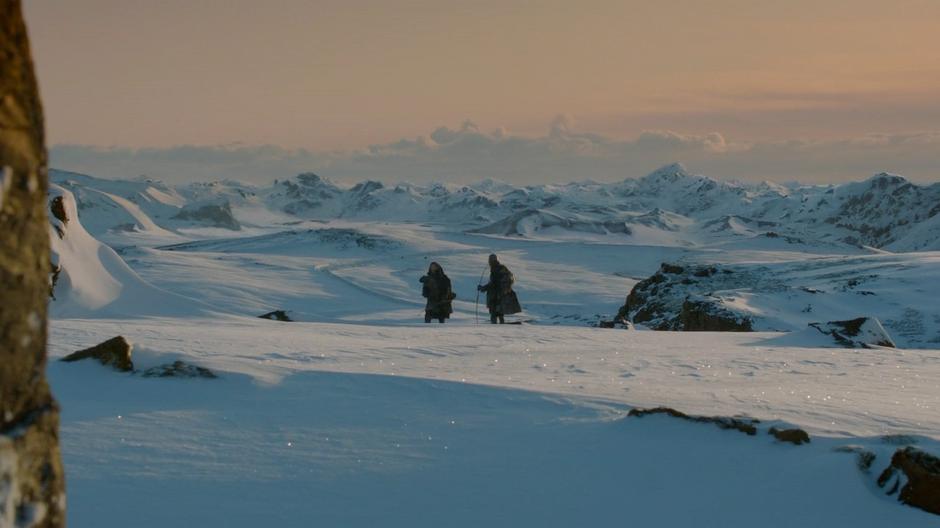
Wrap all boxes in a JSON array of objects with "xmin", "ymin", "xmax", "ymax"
[
  {"xmin": 808, "ymin": 317, "xmax": 896, "ymax": 348},
  {"xmin": 877, "ymin": 447, "xmax": 940, "ymax": 515},
  {"xmin": 259, "ymin": 310, "xmax": 293, "ymax": 322},
  {"xmin": 172, "ymin": 202, "xmax": 240, "ymax": 230},
  {"xmin": 49, "ymin": 262, "xmax": 61, "ymax": 299},
  {"xmin": 679, "ymin": 297, "xmax": 753, "ymax": 332},
  {"xmin": 596, "ymin": 318, "xmax": 633, "ymax": 329},
  {"xmin": 628, "ymin": 406, "xmax": 759, "ymax": 436},
  {"xmin": 694, "ymin": 267, "xmax": 718, "ymax": 278},
  {"xmin": 0, "ymin": 2, "xmax": 67, "ymax": 523},
  {"xmin": 142, "ymin": 360, "xmax": 217, "ymax": 379},
  {"xmin": 660, "ymin": 263, "xmax": 684, "ymax": 274},
  {"xmin": 49, "ymin": 195, "xmax": 67, "ymax": 224},
  {"xmin": 615, "ymin": 263, "xmax": 754, "ymax": 331},
  {"xmin": 769, "ymin": 427, "xmax": 810, "ymax": 445},
  {"xmin": 61, "ymin": 336, "xmax": 134, "ymax": 372}
]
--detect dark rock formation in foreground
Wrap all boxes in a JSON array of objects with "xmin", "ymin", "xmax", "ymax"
[
  {"xmin": 0, "ymin": 2, "xmax": 66, "ymax": 525},
  {"xmin": 61, "ymin": 336, "xmax": 134, "ymax": 372},
  {"xmin": 878, "ymin": 447, "xmax": 940, "ymax": 515}
]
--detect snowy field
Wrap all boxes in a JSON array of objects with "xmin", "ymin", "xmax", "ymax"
[{"xmin": 45, "ymin": 176, "xmax": 940, "ymax": 526}]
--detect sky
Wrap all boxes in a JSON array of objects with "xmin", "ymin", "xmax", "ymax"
[{"xmin": 25, "ymin": 0, "xmax": 940, "ymax": 184}]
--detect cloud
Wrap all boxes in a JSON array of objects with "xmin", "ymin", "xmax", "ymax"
[{"xmin": 49, "ymin": 120, "xmax": 940, "ymax": 186}]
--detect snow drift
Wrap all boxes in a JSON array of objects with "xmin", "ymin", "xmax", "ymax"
[{"xmin": 48, "ymin": 184, "xmax": 212, "ymax": 318}]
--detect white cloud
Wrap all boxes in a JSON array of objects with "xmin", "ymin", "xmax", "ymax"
[{"xmin": 49, "ymin": 120, "xmax": 940, "ymax": 185}]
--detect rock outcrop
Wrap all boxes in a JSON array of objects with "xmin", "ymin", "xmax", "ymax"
[
  {"xmin": 617, "ymin": 263, "xmax": 754, "ymax": 331},
  {"xmin": 808, "ymin": 317, "xmax": 896, "ymax": 348},
  {"xmin": 0, "ymin": 2, "xmax": 66, "ymax": 525},
  {"xmin": 877, "ymin": 447, "xmax": 940, "ymax": 515},
  {"xmin": 259, "ymin": 310, "xmax": 293, "ymax": 322},
  {"xmin": 61, "ymin": 336, "xmax": 134, "ymax": 372},
  {"xmin": 172, "ymin": 202, "xmax": 240, "ymax": 230},
  {"xmin": 679, "ymin": 296, "xmax": 753, "ymax": 332},
  {"xmin": 142, "ymin": 360, "xmax": 217, "ymax": 379},
  {"xmin": 627, "ymin": 407, "xmax": 759, "ymax": 436},
  {"xmin": 769, "ymin": 427, "xmax": 811, "ymax": 445}
]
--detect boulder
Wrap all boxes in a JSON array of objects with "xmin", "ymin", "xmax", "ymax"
[
  {"xmin": 61, "ymin": 336, "xmax": 134, "ymax": 372},
  {"xmin": 142, "ymin": 360, "xmax": 217, "ymax": 379},
  {"xmin": 808, "ymin": 317, "xmax": 896, "ymax": 348},
  {"xmin": 259, "ymin": 310, "xmax": 293, "ymax": 322},
  {"xmin": 769, "ymin": 427, "xmax": 810, "ymax": 445},
  {"xmin": 877, "ymin": 447, "xmax": 940, "ymax": 515}
]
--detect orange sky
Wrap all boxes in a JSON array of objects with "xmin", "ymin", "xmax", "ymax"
[{"xmin": 24, "ymin": 0, "xmax": 940, "ymax": 151}]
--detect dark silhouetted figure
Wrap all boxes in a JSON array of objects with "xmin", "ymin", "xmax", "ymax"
[
  {"xmin": 420, "ymin": 261, "xmax": 454, "ymax": 323},
  {"xmin": 477, "ymin": 254, "xmax": 521, "ymax": 324}
]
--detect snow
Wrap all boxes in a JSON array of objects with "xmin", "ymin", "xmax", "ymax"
[
  {"xmin": 48, "ymin": 184, "xmax": 209, "ymax": 318},
  {"xmin": 43, "ymin": 167, "xmax": 940, "ymax": 526},
  {"xmin": 49, "ymin": 318, "xmax": 940, "ymax": 439},
  {"xmin": 50, "ymin": 165, "xmax": 940, "ymax": 252}
]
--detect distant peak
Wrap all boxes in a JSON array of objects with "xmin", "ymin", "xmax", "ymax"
[
  {"xmin": 295, "ymin": 172, "xmax": 333, "ymax": 187},
  {"xmin": 642, "ymin": 163, "xmax": 690, "ymax": 181},
  {"xmin": 350, "ymin": 180, "xmax": 384, "ymax": 194},
  {"xmin": 867, "ymin": 172, "xmax": 908, "ymax": 186}
]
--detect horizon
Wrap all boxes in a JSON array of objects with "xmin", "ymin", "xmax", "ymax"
[
  {"xmin": 23, "ymin": 1, "xmax": 940, "ymax": 185},
  {"xmin": 49, "ymin": 158, "xmax": 924, "ymax": 191}
]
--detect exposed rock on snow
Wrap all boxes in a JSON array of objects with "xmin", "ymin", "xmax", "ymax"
[
  {"xmin": 61, "ymin": 336, "xmax": 134, "ymax": 372},
  {"xmin": 679, "ymin": 296, "xmax": 753, "ymax": 332},
  {"xmin": 141, "ymin": 360, "xmax": 217, "ymax": 379},
  {"xmin": 259, "ymin": 310, "xmax": 293, "ymax": 322},
  {"xmin": 50, "ymin": 195, "xmax": 68, "ymax": 224},
  {"xmin": 877, "ymin": 447, "xmax": 940, "ymax": 515},
  {"xmin": 596, "ymin": 319, "xmax": 634, "ymax": 329},
  {"xmin": 618, "ymin": 263, "xmax": 753, "ymax": 331},
  {"xmin": 808, "ymin": 317, "xmax": 896, "ymax": 348},
  {"xmin": 627, "ymin": 407, "xmax": 759, "ymax": 436},
  {"xmin": 171, "ymin": 202, "xmax": 240, "ymax": 230},
  {"xmin": 769, "ymin": 427, "xmax": 811, "ymax": 445},
  {"xmin": 612, "ymin": 257, "xmax": 939, "ymax": 347}
]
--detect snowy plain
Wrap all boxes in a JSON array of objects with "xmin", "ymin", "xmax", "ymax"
[{"xmin": 44, "ymin": 172, "xmax": 940, "ymax": 526}]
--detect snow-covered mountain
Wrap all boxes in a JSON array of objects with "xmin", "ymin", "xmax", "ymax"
[{"xmin": 51, "ymin": 164, "xmax": 940, "ymax": 251}]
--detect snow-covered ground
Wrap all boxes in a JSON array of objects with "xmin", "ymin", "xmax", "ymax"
[{"xmin": 45, "ymin": 172, "xmax": 940, "ymax": 526}]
